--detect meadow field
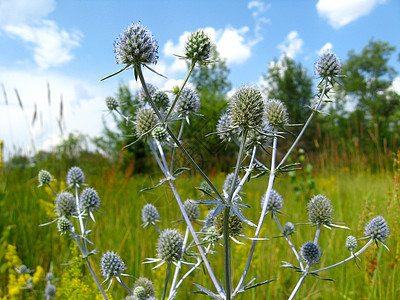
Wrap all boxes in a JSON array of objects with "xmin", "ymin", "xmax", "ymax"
[{"xmin": 1, "ymin": 151, "xmax": 399, "ymax": 300}]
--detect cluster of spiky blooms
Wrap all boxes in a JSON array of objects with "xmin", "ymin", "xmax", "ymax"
[
  {"xmin": 314, "ymin": 51, "xmax": 342, "ymax": 79},
  {"xmin": 152, "ymin": 125, "xmax": 168, "ymax": 142},
  {"xmin": 153, "ymin": 91, "xmax": 170, "ymax": 111},
  {"xmin": 79, "ymin": 188, "xmax": 101, "ymax": 210},
  {"xmin": 307, "ymin": 194, "xmax": 333, "ymax": 226},
  {"xmin": 216, "ymin": 113, "xmax": 241, "ymax": 142},
  {"xmin": 57, "ymin": 216, "xmax": 73, "ymax": 235},
  {"xmin": 174, "ymin": 87, "xmax": 200, "ymax": 117},
  {"xmin": 141, "ymin": 203, "xmax": 160, "ymax": 226},
  {"xmin": 345, "ymin": 235, "xmax": 358, "ymax": 253},
  {"xmin": 138, "ymin": 83, "xmax": 158, "ymax": 104},
  {"xmin": 229, "ymin": 86, "xmax": 264, "ymax": 130},
  {"xmin": 300, "ymin": 241, "xmax": 322, "ymax": 267},
  {"xmin": 114, "ymin": 22, "xmax": 159, "ymax": 66},
  {"xmin": 38, "ymin": 170, "xmax": 52, "ymax": 186},
  {"xmin": 100, "ymin": 251, "xmax": 127, "ymax": 280},
  {"xmin": 105, "ymin": 96, "xmax": 119, "ymax": 111},
  {"xmin": 135, "ymin": 107, "xmax": 158, "ymax": 137},
  {"xmin": 260, "ymin": 189, "xmax": 284, "ymax": 213},
  {"xmin": 264, "ymin": 99, "xmax": 289, "ymax": 128},
  {"xmin": 222, "ymin": 172, "xmax": 241, "ymax": 194},
  {"xmin": 156, "ymin": 229, "xmax": 184, "ymax": 263},
  {"xmin": 184, "ymin": 29, "xmax": 211, "ymax": 62},
  {"xmin": 55, "ymin": 192, "xmax": 76, "ymax": 217},
  {"xmin": 283, "ymin": 222, "xmax": 295, "ymax": 236},
  {"xmin": 213, "ymin": 211, "xmax": 243, "ymax": 238},
  {"xmin": 132, "ymin": 277, "xmax": 156, "ymax": 299},
  {"xmin": 66, "ymin": 166, "xmax": 85, "ymax": 186},
  {"xmin": 183, "ymin": 199, "xmax": 200, "ymax": 221},
  {"xmin": 364, "ymin": 216, "xmax": 390, "ymax": 242}
]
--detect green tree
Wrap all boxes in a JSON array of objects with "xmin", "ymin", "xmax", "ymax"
[
  {"xmin": 340, "ymin": 40, "xmax": 400, "ymax": 142},
  {"xmin": 262, "ymin": 55, "xmax": 313, "ymax": 125}
]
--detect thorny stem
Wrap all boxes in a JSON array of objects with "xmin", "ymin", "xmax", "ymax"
[
  {"xmin": 153, "ymin": 134, "xmax": 225, "ymax": 298},
  {"xmin": 164, "ymin": 62, "xmax": 196, "ymax": 121},
  {"xmin": 277, "ymin": 80, "xmax": 328, "ymax": 170},
  {"xmin": 162, "ymin": 263, "xmax": 171, "ymax": 300},
  {"xmin": 273, "ymin": 212, "xmax": 304, "ymax": 270},
  {"xmin": 312, "ymin": 238, "xmax": 374, "ymax": 273},
  {"xmin": 117, "ymin": 276, "xmax": 133, "ymax": 295},
  {"xmin": 231, "ymin": 145, "xmax": 257, "ymax": 201},
  {"xmin": 135, "ymin": 65, "xmax": 225, "ymax": 203},
  {"xmin": 45, "ymin": 182, "xmax": 58, "ymax": 195},
  {"xmin": 169, "ymin": 227, "xmax": 190, "ymax": 297},
  {"xmin": 224, "ymin": 129, "xmax": 248, "ymax": 299},
  {"xmin": 234, "ymin": 134, "xmax": 278, "ymax": 295},
  {"xmin": 74, "ymin": 185, "xmax": 85, "ymax": 247}
]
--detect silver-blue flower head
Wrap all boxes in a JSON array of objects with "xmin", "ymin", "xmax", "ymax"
[
  {"xmin": 364, "ymin": 215, "xmax": 390, "ymax": 242},
  {"xmin": 300, "ymin": 241, "xmax": 322, "ymax": 267},
  {"xmin": 315, "ymin": 51, "xmax": 342, "ymax": 79},
  {"xmin": 100, "ymin": 251, "xmax": 127, "ymax": 280},
  {"xmin": 114, "ymin": 22, "xmax": 159, "ymax": 66}
]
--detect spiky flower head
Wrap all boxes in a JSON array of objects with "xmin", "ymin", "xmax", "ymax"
[
  {"xmin": 138, "ymin": 83, "xmax": 158, "ymax": 104},
  {"xmin": 183, "ymin": 199, "xmax": 199, "ymax": 221},
  {"xmin": 133, "ymin": 277, "xmax": 156, "ymax": 299},
  {"xmin": 135, "ymin": 107, "xmax": 158, "ymax": 137},
  {"xmin": 222, "ymin": 172, "xmax": 240, "ymax": 193},
  {"xmin": 55, "ymin": 192, "xmax": 76, "ymax": 217},
  {"xmin": 57, "ymin": 216, "xmax": 73, "ymax": 235},
  {"xmin": 114, "ymin": 22, "xmax": 159, "ymax": 66},
  {"xmin": 364, "ymin": 215, "xmax": 390, "ymax": 242},
  {"xmin": 157, "ymin": 229, "xmax": 183, "ymax": 263},
  {"xmin": 152, "ymin": 126, "xmax": 168, "ymax": 142},
  {"xmin": 134, "ymin": 286, "xmax": 146, "ymax": 300},
  {"xmin": 264, "ymin": 99, "xmax": 289, "ymax": 128},
  {"xmin": 141, "ymin": 203, "xmax": 160, "ymax": 226},
  {"xmin": 214, "ymin": 211, "xmax": 242, "ymax": 238},
  {"xmin": 315, "ymin": 51, "xmax": 342, "ymax": 79},
  {"xmin": 203, "ymin": 209, "xmax": 216, "ymax": 229},
  {"xmin": 199, "ymin": 181, "xmax": 213, "ymax": 196},
  {"xmin": 18, "ymin": 265, "xmax": 29, "ymax": 274},
  {"xmin": 80, "ymin": 187, "xmax": 101, "ymax": 210},
  {"xmin": 174, "ymin": 87, "xmax": 200, "ymax": 117},
  {"xmin": 153, "ymin": 91, "xmax": 170, "ymax": 111},
  {"xmin": 100, "ymin": 251, "xmax": 127, "ymax": 280},
  {"xmin": 260, "ymin": 189, "xmax": 284, "ymax": 213},
  {"xmin": 45, "ymin": 272, "xmax": 54, "ymax": 281},
  {"xmin": 185, "ymin": 29, "xmax": 212, "ymax": 62},
  {"xmin": 66, "ymin": 166, "xmax": 85, "ymax": 186},
  {"xmin": 229, "ymin": 86, "xmax": 264, "ymax": 130},
  {"xmin": 216, "ymin": 113, "xmax": 241, "ymax": 142},
  {"xmin": 345, "ymin": 235, "xmax": 358, "ymax": 253},
  {"xmin": 284, "ymin": 222, "xmax": 295, "ymax": 236},
  {"xmin": 45, "ymin": 284, "xmax": 57, "ymax": 297},
  {"xmin": 300, "ymin": 241, "xmax": 322, "ymax": 267},
  {"xmin": 38, "ymin": 169, "xmax": 52, "ymax": 187},
  {"xmin": 105, "ymin": 96, "xmax": 119, "ymax": 111},
  {"xmin": 307, "ymin": 194, "xmax": 333, "ymax": 226}
]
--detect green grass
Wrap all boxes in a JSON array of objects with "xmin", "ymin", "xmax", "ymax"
[{"xmin": 1, "ymin": 163, "xmax": 399, "ymax": 299}]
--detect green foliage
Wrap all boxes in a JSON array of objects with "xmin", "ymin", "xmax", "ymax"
[{"xmin": 263, "ymin": 56, "xmax": 313, "ymax": 124}]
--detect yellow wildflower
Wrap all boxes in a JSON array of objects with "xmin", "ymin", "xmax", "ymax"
[
  {"xmin": 5, "ymin": 244, "xmax": 22, "ymax": 268},
  {"xmin": 32, "ymin": 265, "xmax": 45, "ymax": 285}
]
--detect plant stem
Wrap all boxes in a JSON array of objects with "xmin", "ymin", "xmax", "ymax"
[
  {"xmin": 273, "ymin": 212, "xmax": 304, "ymax": 271},
  {"xmin": 312, "ymin": 238, "xmax": 374, "ymax": 273},
  {"xmin": 170, "ymin": 119, "xmax": 185, "ymax": 172},
  {"xmin": 288, "ymin": 272, "xmax": 307, "ymax": 300},
  {"xmin": 162, "ymin": 263, "xmax": 171, "ymax": 300},
  {"xmin": 117, "ymin": 276, "xmax": 133, "ymax": 294},
  {"xmin": 234, "ymin": 134, "xmax": 278, "ymax": 295},
  {"xmin": 164, "ymin": 62, "xmax": 196, "ymax": 121},
  {"xmin": 276, "ymin": 80, "xmax": 328, "ymax": 170},
  {"xmin": 169, "ymin": 227, "xmax": 189, "ymax": 296}
]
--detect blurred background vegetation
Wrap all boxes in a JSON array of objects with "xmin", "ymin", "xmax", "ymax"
[{"xmin": 1, "ymin": 39, "xmax": 399, "ymax": 299}]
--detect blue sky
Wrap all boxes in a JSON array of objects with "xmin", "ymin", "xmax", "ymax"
[{"xmin": 1, "ymin": 0, "xmax": 399, "ymax": 158}]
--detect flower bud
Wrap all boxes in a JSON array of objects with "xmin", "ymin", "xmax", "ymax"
[
  {"xmin": 300, "ymin": 241, "xmax": 322, "ymax": 267},
  {"xmin": 307, "ymin": 194, "xmax": 333, "ymax": 226},
  {"xmin": 105, "ymin": 96, "xmax": 119, "ymax": 111},
  {"xmin": 157, "ymin": 229, "xmax": 184, "ymax": 263},
  {"xmin": 57, "ymin": 216, "xmax": 73, "ymax": 235},
  {"xmin": 264, "ymin": 99, "xmax": 289, "ymax": 128},
  {"xmin": 134, "ymin": 286, "xmax": 146, "ymax": 300},
  {"xmin": 185, "ymin": 29, "xmax": 211, "ymax": 62},
  {"xmin": 152, "ymin": 126, "xmax": 168, "ymax": 142},
  {"xmin": 183, "ymin": 199, "xmax": 199, "ymax": 221},
  {"xmin": 66, "ymin": 166, "xmax": 85, "ymax": 186},
  {"xmin": 315, "ymin": 51, "xmax": 342, "ymax": 79},
  {"xmin": 153, "ymin": 91, "xmax": 170, "ymax": 111},
  {"xmin": 345, "ymin": 235, "xmax": 358, "ymax": 252},
  {"xmin": 141, "ymin": 203, "xmax": 160, "ymax": 225},
  {"xmin": 364, "ymin": 215, "xmax": 390, "ymax": 242},
  {"xmin": 133, "ymin": 277, "xmax": 156, "ymax": 299},
  {"xmin": 283, "ymin": 222, "xmax": 295, "ymax": 236},
  {"xmin": 38, "ymin": 170, "xmax": 52, "ymax": 186},
  {"xmin": 135, "ymin": 107, "xmax": 158, "ymax": 137}
]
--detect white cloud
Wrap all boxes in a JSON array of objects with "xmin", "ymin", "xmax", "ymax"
[
  {"xmin": 278, "ymin": 31, "xmax": 303, "ymax": 59},
  {"xmin": 316, "ymin": 0, "xmax": 388, "ymax": 29},
  {"xmin": 217, "ymin": 26, "xmax": 252, "ymax": 64},
  {"xmin": 318, "ymin": 42, "xmax": 333, "ymax": 54},
  {"xmin": 248, "ymin": 0, "xmax": 271, "ymax": 44},
  {"xmin": 0, "ymin": 0, "xmax": 55, "ymax": 26},
  {"xmin": 0, "ymin": 69, "xmax": 109, "ymax": 157},
  {"xmin": 5, "ymin": 20, "xmax": 83, "ymax": 69},
  {"xmin": 390, "ymin": 77, "xmax": 400, "ymax": 94}
]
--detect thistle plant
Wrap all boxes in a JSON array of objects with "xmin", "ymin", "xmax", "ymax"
[{"xmin": 37, "ymin": 21, "xmax": 390, "ymax": 300}]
